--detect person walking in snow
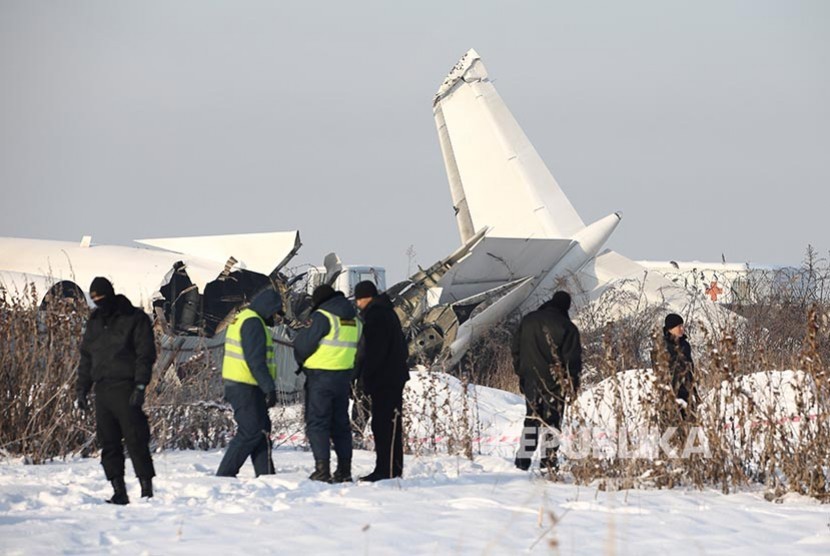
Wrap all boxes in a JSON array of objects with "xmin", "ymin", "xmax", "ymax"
[
  {"xmin": 76, "ymin": 277, "xmax": 157, "ymax": 505},
  {"xmin": 511, "ymin": 290, "xmax": 582, "ymax": 475},
  {"xmin": 293, "ymin": 285, "xmax": 362, "ymax": 483},
  {"xmin": 654, "ymin": 313, "xmax": 697, "ymax": 420},
  {"xmin": 353, "ymin": 280, "xmax": 410, "ymax": 482},
  {"xmin": 216, "ymin": 287, "xmax": 282, "ymax": 478}
]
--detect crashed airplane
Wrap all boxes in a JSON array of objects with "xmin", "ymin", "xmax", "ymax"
[
  {"xmin": 2, "ymin": 48, "xmax": 736, "ymax": 386},
  {"xmin": 388, "ymin": 49, "xmax": 732, "ymax": 367}
]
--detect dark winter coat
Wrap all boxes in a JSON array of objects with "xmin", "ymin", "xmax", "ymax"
[
  {"xmin": 660, "ymin": 331, "xmax": 695, "ymax": 404},
  {"xmin": 511, "ymin": 300, "xmax": 582, "ymax": 401},
  {"xmin": 236, "ymin": 288, "xmax": 282, "ymax": 393},
  {"xmin": 356, "ymin": 294, "xmax": 410, "ymax": 396},
  {"xmin": 77, "ymin": 294, "xmax": 156, "ymax": 395},
  {"xmin": 293, "ymin": 292, "xmax": 358, "ymax": 368}
]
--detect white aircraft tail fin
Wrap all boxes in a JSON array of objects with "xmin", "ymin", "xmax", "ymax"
[{"xmin": 433, "ymin": 49, "xmax": 585, "ymax": 242}]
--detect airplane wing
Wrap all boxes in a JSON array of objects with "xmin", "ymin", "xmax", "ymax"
[
  {"xmin": 433, "ymin": 49, "xmax": 585, "ymax": 242},
  {"xmin": 135, "ymin": 231, "xmax": 301, "ymax": 276},
  {"xmin": 437, "ymin": 236, "xmax": 574, "ymax": 303}
]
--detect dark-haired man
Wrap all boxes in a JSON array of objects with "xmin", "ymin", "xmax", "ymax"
[
  {"xmin": 353, "ymin": 280, "xmax": 410, "ymax": 482},
  {"xmin": 656, "ymin": 313, "xmax": 697, "ymax": 420}
]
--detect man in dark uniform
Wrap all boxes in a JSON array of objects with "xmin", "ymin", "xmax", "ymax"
[
  {"xmin": 216, "ymin": 288, "xmax": 282, "ymax": 478},
  {"xmin": 511, "ymin": 290, "xmax": 582, "ymax": 475},
  {"xmin": 76, "ymin": 277, "xmax": 157, "ymax": 505},
  {"xmin": 655, "ymin": 313, "xmax": 697, "ymax": 420},
  {"xmin": 353, "ymin": 281, "xmax": 410, "ymax": 482},
  {"xmin": 293, "ymin": 285, "xmax": 362, "ymax": 483}
]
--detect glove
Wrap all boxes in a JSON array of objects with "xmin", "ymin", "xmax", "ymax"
[
  {"xmin": 129, "ymin": 385, "xmax": 146, "ymax": 408},
  {"xmin": 265, "ymin": 390, "xmax": 278, "ymax": 408},
  {"xmin": 75, "ymin": 392, "xmax": 90, "ymax": 412}
]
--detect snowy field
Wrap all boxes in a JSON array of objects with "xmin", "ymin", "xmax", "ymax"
[
  {"xmin": 2, "ymin": 371, "xmax": 829, "ymax": 555},
  {"xmin": 1, "ymin": 449, "xmax": 829, "ymax": 555}
]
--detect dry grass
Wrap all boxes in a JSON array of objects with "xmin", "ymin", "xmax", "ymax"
[{"xmin": 2, "ymin": 255, "xmax": 829, "ymax": 501}]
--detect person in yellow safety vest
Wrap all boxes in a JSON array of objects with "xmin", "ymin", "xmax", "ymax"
[
  {"xmin": 293, "ymin": 284, "xmax": 362, "ymax": 483},
  {"xmin": 216, "ymin": 287, "xmax": 282, "ymax": 478}
]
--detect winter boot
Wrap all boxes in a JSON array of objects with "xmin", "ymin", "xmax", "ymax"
[
  {"xmin": 358, "ymin": 469, "xmax": 390, "ymax": 482},
  {"xmin": 514, "ymin": 456, "xmax": 532, "ymax": 471},
  {"xmin": 139, "ymin": 477, "xmax": 153, "ymax": 499},
  {"xmin": 332, "ymin": 459, "xmax": 352, "ymax": 483},
  {"xmin": 106, "ymin": 476, "xmax": 129, "ymax": 505},
  {"xmin": 309, "ymin": 460, "xmax": 331, "ymax": 483}
]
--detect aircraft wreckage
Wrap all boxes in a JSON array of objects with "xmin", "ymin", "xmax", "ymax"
[
  {"xmin": 3, "ymin": 49, "xmax": 733, "ymax": 394},
  {"xmin": 149, "ymin": 49, "xmax": 731, "ymax": 391}
]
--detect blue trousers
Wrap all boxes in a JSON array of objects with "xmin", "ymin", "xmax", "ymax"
[
  {"xmin": 304, "ymin": 369, "xmax": 353, "ymax": 463},
  {"xmin": 216, "ymin": 381, "xmax": 273, "ymax": 477}
]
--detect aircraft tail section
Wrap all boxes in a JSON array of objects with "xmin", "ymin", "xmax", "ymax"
[
  {"xmin": 433, "ymin": 49, "xmax": 585, "ymax": 241},
  {"xmin": 437, "ymin": 236, "xmax": 574, "ymax": 303}
]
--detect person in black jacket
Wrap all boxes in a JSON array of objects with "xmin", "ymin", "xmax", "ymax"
[
  {"xmin": 76, "ymin": 277, "xmax": 157, "ymax": 505},
  {"xmin": 655, "ymin": 313, "xmax": 697, "ymax": 420},
  {"xmin": 216, "ymin": 288, "xmax": 282, "ymax": 478},
  {"xmin": 511, "ymin": 291, "xmax": 582, "ymax": 474},
  {"xmin": 294, "ymin": 285, "xmax": 361, "ymax": 483},
  {"xmin": 353, "ymin": 281, "xmax": 410, "ymax": 482}
]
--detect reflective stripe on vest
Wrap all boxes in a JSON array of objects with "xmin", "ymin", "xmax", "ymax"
[
  {"xmin": 303, "ymin": 309, "xmax": 362, "ymax": 371},
  {"xmin": 222, "ymin": 308, "xmax": 276, "ymax": 385}
]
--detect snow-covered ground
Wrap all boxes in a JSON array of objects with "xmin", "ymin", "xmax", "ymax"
[
  {"xmin": 1, "ymin": 371, "xmax": 828, "ymax": 555},
  {"xmin": 1, "ymin": 449, "xmax": 829, "ymax": 555}
]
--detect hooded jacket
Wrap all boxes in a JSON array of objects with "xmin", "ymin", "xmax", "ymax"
[
  {"xmin": 77, "ymin": 294, "xmax": 156, "ymax": 395},
  {"xmin": 356, "ymin": 294, "xmax": 409, "ymax": 395},
  {"xmin": 511, "ymin": 300, "xmax": 582, "ymax": 401},
  {"xmin": 234, "ymin": 288, "xmax": 282, "ymax": 392},
  {"xmin": 293, "ymin": 292, "xmax": 357, "ymax": 368}
]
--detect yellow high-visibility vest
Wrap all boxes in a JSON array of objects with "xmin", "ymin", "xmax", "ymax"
[
  {"xmin": 303, "ymin": 309, "xmax": 362, "ymax": 371},
  {"xmin": 222, "ymin": 308, "xmax": 276, "ymax": 385}
]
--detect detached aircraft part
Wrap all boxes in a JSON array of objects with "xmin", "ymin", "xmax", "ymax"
[
  {"xmin": 427, "ymin": 48, "xmax": 736, "ymax": 342},
  {"xmin": 443, "ymin": 276, "xmax": 535, "ymax": 368},
  {"xmin": 388, "ymin": 228, "xmax": 486, "ymax": 333}
]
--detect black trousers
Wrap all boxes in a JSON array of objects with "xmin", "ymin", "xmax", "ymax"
[
  {"xmin": 370, "ymin": 387, "xmax": 404, "ymax": 478},
  {"xmin": 217, "ymin": 382, "xmax": 274, "ymax": 477},
  {"xmin": 94, "ymin": 381, "xmax": 155, "ymax": 480},
  {"xmin": 515, "ymin": 395, "xmax": 564, "ymax": 469},
  {"xmin": 304, "ymin": 369, "xmax": 353, "ymax": 463}
]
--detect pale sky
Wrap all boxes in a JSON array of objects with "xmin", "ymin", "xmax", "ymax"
[{"xmin": 1, "ymin": 1, "xmax": 828, "ymax": 283}]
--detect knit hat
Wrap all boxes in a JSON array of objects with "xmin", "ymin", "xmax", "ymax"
[
  {"xmin": 89, "ymin": 277, "xmax": 114, "ymax": 299},
  {"xmin": 354, "ymin": 280, "xmax": 379, "ymax": 300},
  {"xmin": 664, "ymin": 313, "xmax": 684, "ymax": 331},
  {"xmin": 311, "ymin": 284, "xmax": 336, "ymax": 309},
  {"xmin": 550, "ymin": 291, "xmax": 572, "ymax": 312}
]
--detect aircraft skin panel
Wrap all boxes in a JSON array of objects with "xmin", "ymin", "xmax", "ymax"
[
  {"xmin": 434, "ymin": 50, "xmax": 585, "ymax": 240},
  {"xmin": 0, "ymin": 236, "xmax": 254, "ymax": 309},
  {"xmin": 447, "ymin": 276, "xmax": 536, "ymax": 366},
  {"xmin": 438, "ymin": 236, "xmax": 574, "ymax": 303},
  {"xmin": 135, "ymin": 231, "xmax": 300, "ymax": 276},
  {"xmin": 435, "ymin": 104, "xmax": 476, "ymax": 244},
  {"xmin": 574, "ymin": 250, "xmax": 737, "ymax": 325}
]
